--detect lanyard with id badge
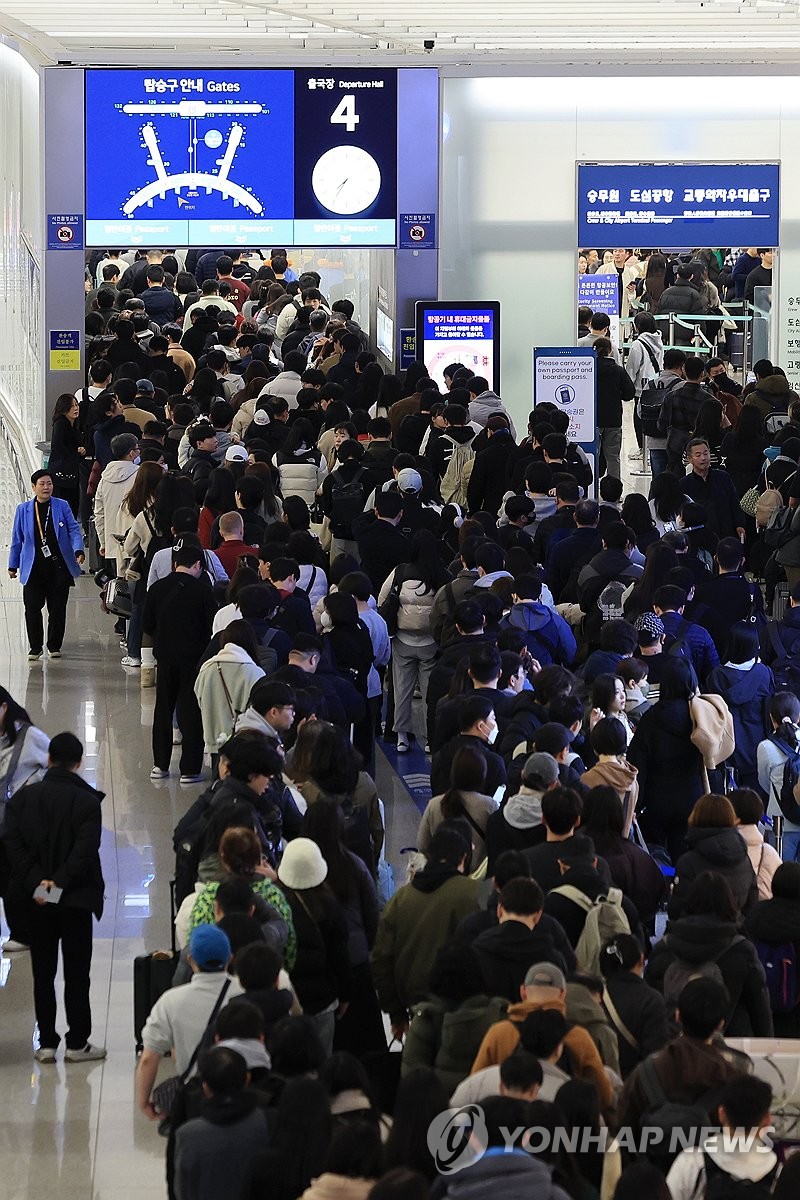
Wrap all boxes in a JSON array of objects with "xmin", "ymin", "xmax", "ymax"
[{"xmin": 35, "ymin": 502, "xmax": 53, "ymax": 560}]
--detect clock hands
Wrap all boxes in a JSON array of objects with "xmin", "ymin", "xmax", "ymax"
[{"xmin": 335, "ymin": 178, "xmax": 349, "ymax": 196}]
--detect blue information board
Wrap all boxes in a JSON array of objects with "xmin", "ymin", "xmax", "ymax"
[
  {"xmin": 415, "ymin": 302, "xmax": 500, "ymax": 393},
  {"xmin": 85, "ymin": 68, "xmax": 402, "ymax": 247},
  {"xmin": 48, "ymin": 214, "xmax": 84, "ymax": 250},
  {"xmin": 578, "ymin": 163, "xmax": 779, "ymax": 249}
]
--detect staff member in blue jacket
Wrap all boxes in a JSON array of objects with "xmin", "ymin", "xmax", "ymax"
[{"xmin": 8, "ymin": 470, "xmax": 84, "ymax": 661}]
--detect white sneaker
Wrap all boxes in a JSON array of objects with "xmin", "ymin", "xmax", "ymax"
[
  {"xmin": 150, "ymin": 766, "xmax": 169, "ymax": 780},
  {"xmin": 179, "ymin": 772, "xmax": 204, "ymax": 784},
  {"xmin": 2, "ymin": 939, "xmax": 29, "ymax": 953},
  {"xmin": 121, "ymin": 656, "xmax": 141, "ymax": 667},
  {"xmin": 27, "ymin": 651, "xmax": 42, "ymax": 662},
  {"xmin": 64, "ymin": 1043, "xmax": 107, "ymax": 1063},
  {"xmin": 627, "ymin": 448, "xmax": 643, "ymax": 460},
  {"xmin": 34, "ymin": 1046, "xmax": 57, "ymax": 1064},
  {"xmin": 396, "ymin": 734, "xmax": 410, "ymax": 753}
]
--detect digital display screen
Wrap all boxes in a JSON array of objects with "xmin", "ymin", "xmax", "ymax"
[
  {"xmin": 377, "ymin": 309, "xmax": 394, "ymax": 362},
  {"xmin": 84, "ymin": 68, "xmax": 398, "ymax": 247},
  {"xmin": 578, "ymin": 163, "xmax": 780, "ymax": 249},
  {"xmin": 416, "ymin": 302, "xmax": 501, "ymax": 392}
]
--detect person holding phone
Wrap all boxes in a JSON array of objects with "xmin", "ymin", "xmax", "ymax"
[{"xmin": 3, "ymin": 732, "xmax": 106, "ymax": 1063}]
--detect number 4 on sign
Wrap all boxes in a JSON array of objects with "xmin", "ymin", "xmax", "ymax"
[{"xmin": 331, "ymin": 94, "xmax": 359, "ymax": 133}]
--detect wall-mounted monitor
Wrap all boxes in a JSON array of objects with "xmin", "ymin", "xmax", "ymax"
[
  {"xmin": 376, "ymin": 308, "xmax": 394, "ymax": 363},
  {"xmin": 84, "ymin": 68, "xmax": 401, "ymax": 247},
  {"xmin": 415, "ymin": 301, "xmax": 501, "ymax": 392}
]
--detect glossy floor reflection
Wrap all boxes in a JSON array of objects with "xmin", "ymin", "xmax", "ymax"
[{"xmin": 0, "ymin": 454, "xmax": 423, "ymax": 1200}]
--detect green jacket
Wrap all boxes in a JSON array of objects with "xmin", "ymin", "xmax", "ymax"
[
  {"xmin": 371, "ymin": 872, "xmax": 479, "ymax": 1024},
  {"xmin": 402, "ymin": 994, "xmax": 509, "ymax": 1094},
  {"xmin": 189, "ymin": 877, "xmax": 296, "ymax": 971}
]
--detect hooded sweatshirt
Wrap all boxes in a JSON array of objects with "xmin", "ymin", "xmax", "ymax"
[
  {"xmin": 468, "ymin": 391, "xmax": 517, "ymax": 437},
  {"xmin": 472, "ymin": 919, "xmax": 567, "ymax": 1001},
  {"xmin": 667, "ymin": 1138, "xmax": 778, "ymax": 1200},
  {"xmin": 501, "ymin": 601, "xmax": 577, "ymax": 666},
  {"xmin": 470, "ymin": 996, "xmax": 613, "ymax": 1108},
  {"xmin": 371, "ymin": 867, "xmax": 479, "ymax": 1022},
  {"xmin": 174, "ymin": 1095, "xmax": 269, "ymax": 1200},
  {"xmin": 579, "ymin": 758, "xmax": 639, "ymax": 836},
  {"xmin": 706, "ymin": 663, "xmax": 774, "ymax": 776}
]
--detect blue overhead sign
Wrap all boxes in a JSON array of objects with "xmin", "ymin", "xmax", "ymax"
[{"xmin": 578, "ymin": 163, "xmax": 780, "ymax": 249}]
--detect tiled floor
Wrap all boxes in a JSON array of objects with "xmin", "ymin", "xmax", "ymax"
[{"xmin": 0, "ymin": 444, "xmax": 423, "ymax": 1200}]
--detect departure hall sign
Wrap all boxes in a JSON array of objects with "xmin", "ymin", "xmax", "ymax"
[
  {"xmin": 578, "ymin": 163, "xmax": 780, "ymax": 249},
  {"xmin": 84, "ymin": 68, "xmax": 424, "ymax": 247}
]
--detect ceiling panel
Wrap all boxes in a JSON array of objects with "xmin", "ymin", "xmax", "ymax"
[{"xmin": 5, "ymin": 0, "xmax": 800, "ymax": 62}]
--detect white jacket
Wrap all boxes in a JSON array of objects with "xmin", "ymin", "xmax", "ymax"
[
  {"xmin": 625, "ymin": 331, "xmax": 664, "ymax": 396},
  {"xmin": 122, "ymin": 503, "xmax": 157, "ymax": 573},
  {"xmin": 277, "ymin": 452, "xmax": 327, "ymax": 509},
  {"xmin": 298, "ymin": 563, "xmax": 328, "ymax": 610},
  {"xmin": 257, "ymin": 369, "xmax": 304, "ymax": 410},
  {"xmin": 378, "ymin": 570, "xmax": 437, "ymax": 646},
  {"xmin": 666, "ymin": 1141, "xmax": 778, "ymax": 1200},
  {"xmin": 94, "ymin": 460, "xmax": 138, "ymax": 567},
  {"xmin": 596, "ymin": 258, "xmax": 643, "ymax": 318},
  {"xmin": 193, "ymin": 644, "xmax": 265, "ymax": 751}
]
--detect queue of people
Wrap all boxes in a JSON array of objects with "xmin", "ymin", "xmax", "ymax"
[{"xmin": 4, "ymin": 243, "xmax": 800, "ymax": 1199}]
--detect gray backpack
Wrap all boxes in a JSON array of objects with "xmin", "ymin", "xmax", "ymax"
[{"xmin": 662, "ymin": 936, "xmax": 744, "ymax": 1011}]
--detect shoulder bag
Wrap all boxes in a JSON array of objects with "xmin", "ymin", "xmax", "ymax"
[{"xmin": 152, "ymin": 978, "xmax": 231, "ymax": 1134}]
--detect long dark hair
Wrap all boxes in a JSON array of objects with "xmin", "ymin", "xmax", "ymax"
[
  {"xmin": 649, "ymin": 471, "xmax": 687, "ymax": 523},
  {"xmin": 628, "ymin": 541, "xmax": 678, "ymax": 615},
  {"xmin": 304, "ymin": 722, "xmax": 361, "ymax": 795},
  {"xmin": 581, "ymin": 785, "xmax": 626, "ymax": 856},
  {"xmin": 403, "ymin": 529, "xmax": 451, "ymax": 594},
  {"xmin": 124, "ymin": 461, "xmax": 164, "ymax": 518},
  {"xmin": 384, "ymin": 1069, "xmax": 451, "ymax": 1181},
  {"xmin": 0, "ymin": 687, "xmax": 32, "ymax": 743},
  {"xmin": 256, "ymin": 1076, "xmax": 332, "ymax": 1198},
  {"xmin": 282, "ymin": 417, "xmax": 316, "ymax": 457},
  {"xmin": 770, "ymin": 692, "xmax": 800, "ymax": 752},
  {"xmin": 152, "ymin": 472, "xmax": 196, "ymax": 535},
  {"xmin": 202, "ymin": 467, "xmax": 237, "ymax": 517},
  {"xmin": 440, "ymin": 746, "xmax": 488, "ymax": 818},
  {"xmin": 642, "ymin": 253, "xmax": 667, "ymax": 305},
  {"xmin": 52, "ymin": 393, "xmax": 77, "ymax": 423},
  {"xmin": 302, "ymin": 796, "xmax": 360, "ymax": 902},
  {"xmin": 693, "ymin": 400, "xmax": 724, "ymax": 445},
  {"xmin": 621, "ymin": 492, "xmax": 656, "ymax": 537}
]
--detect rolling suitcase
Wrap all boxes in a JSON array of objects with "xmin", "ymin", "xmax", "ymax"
[
  {"xmin": 134, "ymin": 952, "xmax": 176, "ymax": 1053},
  {"xmin": 134, "ymin": 881, "xmax": 179, "ymax": 1053}
]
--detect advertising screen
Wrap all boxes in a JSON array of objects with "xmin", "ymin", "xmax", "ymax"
[
  {"xmin": 415, "ymin": 302, "xmax": 501, "ymax": 392},
  {"xmin": 85, "ymin": 68, "xmax": 399, "ymax": 247},
  {"xmin": 578, "ymin": 163, "xmax": 780, "ymax": 249}
]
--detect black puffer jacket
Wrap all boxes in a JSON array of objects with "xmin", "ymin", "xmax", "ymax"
[
  {"xmin": 669, "ymin": 827, "xmax": 758, "ymax": 918},
  {"xmin": 645, "ymin": 913, "xmax": 773, "ymax": 1037}
]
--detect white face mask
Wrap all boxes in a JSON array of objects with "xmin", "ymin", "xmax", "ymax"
[
  {"xmin": 133, "ymin": 455, "xmax": 141, "ymax": 465},
  {"xmin": 485, "ymin": 721, "xmax": 498, "ymax": 745},
  {"xmin": 320, "ymin": 611, "xmax": 333, "ymax": 629},
  {"xmin": 639, "ymin": 680, "xmax": 650, "ymax": 698}
]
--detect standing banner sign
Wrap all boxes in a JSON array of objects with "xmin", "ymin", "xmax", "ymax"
[
  {"xmin": 533, "ymin": 347, "xmax": 597, "ymax": 490},
  {"xmin": 578, "ymin": 275, "xmax": 620, "ymax": 351}
]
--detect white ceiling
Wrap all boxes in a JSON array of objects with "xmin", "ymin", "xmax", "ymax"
[{"xmin": 5, "ymin": 0, "xmax": 800, "ymax": 64}]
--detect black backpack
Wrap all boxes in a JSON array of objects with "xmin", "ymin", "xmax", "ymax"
[
  {"xmin": 329, "ymin": 467, "xmax": 367, "ymax": 537},
  {"xmin": 768, "ymin": 733, "xmax": 800, "ymax": 823},
  {"xmin": 341, "ymin": 795, "xmax": 375, "ymax": 875},
  {"xmin": 637, "ymin": 1055, "xmax": 720, "ymax": 1170},
  {"xmin": 640, "ymin": 378, "xmax": 673, "ymax": 437},
  {"xmin": 703, "ymin": 1152, "xmax": 779, "ymax": 1200},
  {"xmin": 767, "ymin": 624, "xmax": 800, "ymax": 697}
]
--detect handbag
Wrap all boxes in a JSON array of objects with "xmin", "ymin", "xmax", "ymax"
[
  {"xmin": 740, "ymin": 486, "xmax": 760, "ymax": 517},
  {"xmin": 378, "ymin": 568, "xmax": 406, "ymax": 637},
  {"xmin": 125, "ymin": 510, "xmax": 156, "ymax": 582},
  {"xmin": 101, "ymin": 576, "xmax": 133, "ymax": 618},
  {"xmin": 152, "ymin": 978, "xmax": 230, "ymax": 1133}
]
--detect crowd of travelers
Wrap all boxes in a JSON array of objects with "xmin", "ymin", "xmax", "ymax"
[{"xmin": 2, "ymin": 245, "xmax": 800, "ymax": 1199}]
